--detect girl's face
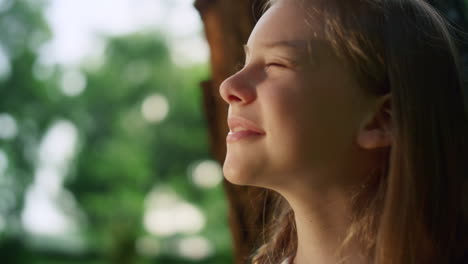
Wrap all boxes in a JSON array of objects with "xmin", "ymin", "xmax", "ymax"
[{"xmin": 220, "ymin": 0, "xmax": 375, "ymax": 189}]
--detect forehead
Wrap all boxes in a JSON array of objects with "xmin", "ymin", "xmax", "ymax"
[{"xmin": 247, "ymin": 0, "xmax": 323, "ymax": 48}]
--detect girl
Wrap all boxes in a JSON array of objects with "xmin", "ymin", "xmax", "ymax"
[{"xmin": 219, "ymin": 0, "xmax": 468, "ymax": 263}]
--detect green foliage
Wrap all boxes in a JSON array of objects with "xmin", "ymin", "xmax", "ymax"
[
  {"xmin": 0, "ymin": 0, "xmax": 52, "ymax": 237},
  {"xmin": 0, "ymin": 1, "xmax": 232, "ymax": 264}
]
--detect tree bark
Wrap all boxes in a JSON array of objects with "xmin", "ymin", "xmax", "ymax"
[{"xmin": 194, "ymin": 1, "xmax": 269, "ymax": 264}]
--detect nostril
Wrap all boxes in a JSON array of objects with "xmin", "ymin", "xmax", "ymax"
[
  {"xmin": 228, "ymin": 95, "xmax": 242, "ymax": 102},
  {"xmin": 219, "ymin": 74, "xmax": 256, "ymax": 105}
]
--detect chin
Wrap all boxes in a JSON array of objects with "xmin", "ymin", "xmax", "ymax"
[
  {"xmin": 222, "ymin": 162, "xmax": 254, "ymax": 186},
  {"xmin": 222, "ymin": 152, "xmax": 266, "ymax": 186}
]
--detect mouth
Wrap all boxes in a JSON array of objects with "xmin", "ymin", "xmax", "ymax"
[
  {"xmin": 226, "ymin": 130, "xmax": 264, "ymax": 143},
  {"xmin": 226, "ymin": 116, "xmax": 265, "ymax": 143}
]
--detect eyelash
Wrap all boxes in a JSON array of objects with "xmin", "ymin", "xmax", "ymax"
[
  {"xmin": 266, "ymin": 62, "xmax": 285, "ymax": 68},
  {"xmin": 235, "ymin": 61, "xmax": 285, "ymax": 72}
]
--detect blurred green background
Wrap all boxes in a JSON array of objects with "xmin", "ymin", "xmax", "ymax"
[{"xmin": 0, "ymin": 0, "xmax": 232, "ymax": 263}]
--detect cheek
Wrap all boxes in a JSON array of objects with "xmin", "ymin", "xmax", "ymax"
[{"xmin": 260, "ymin": 78, "xmax": 359, "ymax": 172}]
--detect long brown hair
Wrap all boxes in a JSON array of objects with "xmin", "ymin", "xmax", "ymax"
[{"xmin": 250, "ymin": 0, "xmax": 468, "ymax": 263}]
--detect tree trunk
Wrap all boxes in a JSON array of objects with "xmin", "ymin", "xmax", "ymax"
[
  {"xmin": 194, "ymin": 1, "xmax": 468, "ymax": 264},
  {"xmin": 194, "ymin": 1, "xmax": 269, "ymax": 264}
]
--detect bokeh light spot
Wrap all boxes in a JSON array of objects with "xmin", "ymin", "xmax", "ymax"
[
  {"xmin": 21, "ymin": 120, "xmax": 82, "ymax": 237},
  {"xmin": 0, "ymin": 113, "xmax": 18, "ymax": 140},
  {"xmin": 141, "ymin": 94, "xmax": 169, "ymax": 123},
  {"xmin": 60, "ymin": 69, "xmax": 87, "ymax": 96},
  {"xmin": 191, "ymin": 160, "xmax": 223, "ymax": 189},
  {"xmin": 38, "ymin": 120, "xmax": 78, "ymax": 166},
  {"xmin": 0, "ymin": 44, "xmax": 11, "ymax": 81},
  {"xmin": 0, "ymin": 149, "xmax": 8, "ymax": 176},
  {"xmin": 143, "ymin": 186, "xmax": 205, "ymax": 237},
  {"xmin": 177, "ymin": 236, "xmax": 214, "ymax": 260}
]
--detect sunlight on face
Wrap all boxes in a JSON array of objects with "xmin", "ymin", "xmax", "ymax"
[{"xmin": 220, "ymin": 0, "xmax": 373, "ymax": 191}]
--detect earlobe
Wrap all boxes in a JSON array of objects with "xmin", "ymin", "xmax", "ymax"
[{"xmin": 356, "ymin": 93, "xmax": 393, "ymax": 150}]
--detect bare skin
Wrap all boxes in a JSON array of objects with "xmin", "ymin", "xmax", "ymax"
[{"xmin": 219, "ymin": 0, "xmax": 392, "ymax": 263}]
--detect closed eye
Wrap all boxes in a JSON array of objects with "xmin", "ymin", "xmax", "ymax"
[
  {"xmin": 267, "ymin": 62, "xmax": 285, "ymax": 67},
  {"xmin": 266, "ymin": 62, "xmax": 287, "ymax": 70}
]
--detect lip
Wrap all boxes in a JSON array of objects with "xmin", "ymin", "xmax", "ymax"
[{"xmin": 226, "ymin": 116, "xmax": 265, "ymax": 143}]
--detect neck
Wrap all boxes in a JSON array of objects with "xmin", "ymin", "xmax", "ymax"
[
  {"xmin": 281, "ymin": 186, "xmax": 370, "ymax": 264},
  {"xmin": 268, "ymin": 148, "xmax": 381, "ymax": 264}
]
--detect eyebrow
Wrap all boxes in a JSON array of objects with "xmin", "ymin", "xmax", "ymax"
[{"xmin": 243, "ymin": 40, "xmax": 309, "ymax": 56}]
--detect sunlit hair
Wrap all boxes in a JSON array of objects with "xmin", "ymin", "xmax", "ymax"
[{"xmin": 250, "ymin": 0, "xmax": 468, "ymax": 263}]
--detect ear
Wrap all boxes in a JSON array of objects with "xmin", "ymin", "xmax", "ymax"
[{"xmin": 356, "ymin": 93, "xmax": 393, "ymax": 150}]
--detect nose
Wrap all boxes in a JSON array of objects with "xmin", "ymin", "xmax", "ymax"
[{"xmin": 219, "ymin": 70, "xmax": 256, "ymax": 105}]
